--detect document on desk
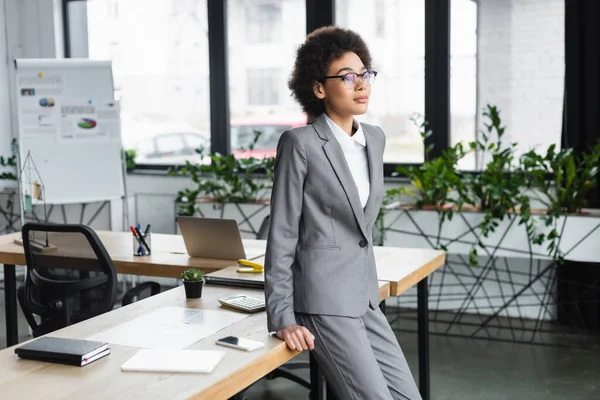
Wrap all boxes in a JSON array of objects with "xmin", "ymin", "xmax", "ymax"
[
  {"xmin": 243, "ymin": 240, "xmax": 267, "ymax": 260},
  {"xmin": 87, "ymin": 307, "xmax": 249, "ymax": 349},
  {"xmin": 121, "ymin": 349, "xmax": 225, "ymax": 373}
]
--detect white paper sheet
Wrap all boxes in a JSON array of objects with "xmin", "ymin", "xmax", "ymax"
[
  {"xmin": 87, "ymin": 307, "xmax": 249, "ymax": 350},
  {"xmin": 59, "ymin": 100, "xmax": 121, "ymax": 142},
  {"xmin": 16, "ymin": 72, "xmax": 64, "ymax": 137},
  {"xmin": 121, "ymin": 349, "xmax": 226, "ymax": 373},
  {"xmin": 243, "ymin": 241, "xmax": 267, "ymax": 260}
]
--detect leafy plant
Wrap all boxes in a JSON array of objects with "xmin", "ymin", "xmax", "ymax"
[
  {"xmin": 181, "ymin": 268, "xmax": 204, "ymax": 282},
  {"xmin": 385, "ymin": 114, "xmax": 467, "ymax": 254},
  {"xmin": 464, "ymin": 105, "xmax": 524, "ymax": 214},
  {"xmin": 0, "ymin": 139, "xmax": 19, "ymax": 211},
  {"xmin": 170, "ymin": 130, "xmax": 275, "ymax": 215},
  {"xmin": 521, "ymin": 143, "xmax": 600, "ymax": 215},
  {"xmin": 520, "ymin": 142, "xmax": 600, "ymax": 261},
  {"xmin": 124, "ymin": 149, "xmax": 137, "ymax": 171},
  {"xmin": 459, "ymin": 105, "xmax": 537, "ymax": 264},
  {"xmin": 389, "ymin": 114, "xmax": 467, "ymax": 213},
  {"xmin": 0, "ymin": 138, "xmax": 18, "ymax": 181}
]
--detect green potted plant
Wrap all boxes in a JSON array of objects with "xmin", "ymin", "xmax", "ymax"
[
  {"xmin": 389, "ymin": 114, "xmax": 467, "ymax": 214},
  {"xmin": 124, "ymin": 149, "xmax": 137, "ymax": 171},
  {"xmin": 458, "ymin": 105, "xmax": 539, "ymax": 264},
  {"xmin": 520, "ymin": 141, "xmax": 600, "ymax": 261},
  {"xmin": 170, "ymin": 130, "xmax": 275, "ymax": 216},
  {"xmin": 181, "ymin": 268, "xmax": 205, "ymax": 299}
]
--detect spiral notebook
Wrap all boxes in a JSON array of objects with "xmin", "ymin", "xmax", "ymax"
[{"xmin": 205, "ymin": 267, "xmax": 265, "ymax": 290}]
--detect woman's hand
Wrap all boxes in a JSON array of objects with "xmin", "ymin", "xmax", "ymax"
[{"xmin": 276, "ymin": 325, "xmax": 315, "ymax": 351}]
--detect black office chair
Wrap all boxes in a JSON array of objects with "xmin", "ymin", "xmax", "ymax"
[{"xmin": 17, "ymin": 222, "xmax": 161, "ymax": 338}]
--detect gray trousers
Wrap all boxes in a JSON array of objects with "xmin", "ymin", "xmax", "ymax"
[{"xmin": 296, "ymin": 306, "xmax": 422, "ymax": 400}]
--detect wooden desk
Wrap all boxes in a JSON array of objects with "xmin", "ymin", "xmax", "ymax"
[
  {"xmin": 0, "ymin": 231, "xmax": 266, "ymax": 278},
  {"xmin": 374, "ymin": 246, "xmax": 446, "ymax": 295},
  {"xmin": 206, "ymin": 266, "xmax": 392, "ymax": 303},
  {"xmin": 1, "ymin": 231, "xmax": 444, "ymax": 400},
  {"xmin": 0, "ymin": 231, "xmax": 265, "ymax": 348},
  {"xmin": 0, "ymin": 285, "xmax": 291, "ymax": 400},
  {"xmin": 0, "ymin": 249, "xmax": 436, "ymax": 400}
]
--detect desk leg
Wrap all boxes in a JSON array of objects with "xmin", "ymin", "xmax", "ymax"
[
  {"xmin": 417, "ymin": 277, "xmax": 430, "ymax": 400},
  {"xmin": 4, "ymin": 264, "xmax": 18, "ymax": 347},
  {"xmin": 310, "ymin": 352, "xmax": 327, "ymax": 400}
]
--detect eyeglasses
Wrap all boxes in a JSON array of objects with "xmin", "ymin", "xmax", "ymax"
[{"xmin": 323, "ymin": 70, "xmax": 378, "ymax": 89}]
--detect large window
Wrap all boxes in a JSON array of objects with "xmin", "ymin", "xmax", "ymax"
[
  {"xmin": 336, "ymin": 0, "xmax": 425, "ymax": 164},
  {"xmin": 459, "ymin": 0, "xmax": 565, "ymax": 169},
  {"xmin": 245, "ymin": 2, "xmax": 282, "ymax": 44},
  {"xmin": 83, "ymin": 0, "xmax": 210, "ymax": 165},
  {"xmin": 450, "ymin": 0, "xmax": 477, "ymax": 170},
  {"xmin": 228, "ymin": 0, "xmax": 307, "ymax": 155},
  {"xmin": 69, "ymin": 0, "xmax": 565, "ymax": 171},
  {"xmin": 247, "ymin": 68, "xmax": 281, "ymax": 106}
]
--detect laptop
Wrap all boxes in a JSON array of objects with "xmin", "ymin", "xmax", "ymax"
[{"xmin": 177, "ymin": 217, "xmax": 255, "ymax": 260}]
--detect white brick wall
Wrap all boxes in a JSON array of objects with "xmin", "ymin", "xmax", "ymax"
[{"xmin": 478, "ymin": 0, "xmax": 565, "ymax": 159}]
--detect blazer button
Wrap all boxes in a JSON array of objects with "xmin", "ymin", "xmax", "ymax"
[{"xmin": 359, "ymin": 239, "xmax": 368, "ymax": 248}]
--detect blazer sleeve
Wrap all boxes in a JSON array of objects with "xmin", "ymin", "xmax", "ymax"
[{"xmin": 264, "ymin": 129, "xmax": 307, "ymax": 332}]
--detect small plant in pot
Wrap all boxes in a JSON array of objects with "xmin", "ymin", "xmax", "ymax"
[{"xmin": 181, "ymin": 268, "xmax": 205, "ymax": 299}]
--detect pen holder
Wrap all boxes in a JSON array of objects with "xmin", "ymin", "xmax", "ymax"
[{"xmin": 133, "ymin": 232, "xmax": 151, "ymax": 256}]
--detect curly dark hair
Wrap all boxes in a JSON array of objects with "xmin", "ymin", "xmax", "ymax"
[{"xmin": 288, "ymin": 26, "xmax": 372, "ymax": 122}]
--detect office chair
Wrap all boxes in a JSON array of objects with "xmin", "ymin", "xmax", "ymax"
[{"xmin": 17, "ymin": 222, "xmax": 161, "ymax": 338}]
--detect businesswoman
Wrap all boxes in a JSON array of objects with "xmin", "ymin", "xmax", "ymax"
[{"xmin": 264, "ymin": 26, "xmax": 421, "ymax": 400}]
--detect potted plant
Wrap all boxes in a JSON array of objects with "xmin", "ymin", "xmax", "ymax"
[
  {"xmin": 459, "ymin": 105, "xmax": 540, "ymax": 264},
  {"xmin": 181, "ymin": 268, "xmax": 205, "ymax": 299},
  {"xmin": 389, "ymin": 114, "xmax": 467, "ymax": 214},
  {"xmin": 170, "ymin": 131, "xmax": 274, "ymax": 208},
  {"xmin": 520, "ymin": 141, "xmax": 600, "ymax": 261},
  {"xmin": 124, "ymin": 149, "xmax": 137, "ymax": 172},
  {"xmin": 170, "ymin": 130, "xmax": 274, "ymax": 236}
]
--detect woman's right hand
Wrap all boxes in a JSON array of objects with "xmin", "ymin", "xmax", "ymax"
[{"xmin": 276, "ymin": 325, "xmax": 315, "ymax": 351}]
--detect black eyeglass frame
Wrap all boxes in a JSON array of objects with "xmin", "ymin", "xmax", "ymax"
[{"xmin": 322, "ymin": 70, "xmax": 378, "ymax": 87}]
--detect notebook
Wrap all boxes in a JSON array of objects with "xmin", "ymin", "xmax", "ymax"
[
  {"xmin": 121, "ymin": 349, "xmax": 226, "ymax": 373},
  {"xmin": 14, "ymin": 337, "xmax": 110, "ymax": 367},
  {"xmin": 204, "ymin": 266, "xmax": 265, "ymax": 290}
]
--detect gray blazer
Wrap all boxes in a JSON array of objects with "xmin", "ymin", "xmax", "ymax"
[{"xmin": 264, "ymin": 113, "xmax": 386, "ymax": 332}]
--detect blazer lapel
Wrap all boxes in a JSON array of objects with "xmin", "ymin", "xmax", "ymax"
[
  {"xmin": 362, "ymin": 126, "xmax": 382, "ymax": 227},
  {"xmin": 313, "ymin": 115, "xmax": 368, "ymax": 239}
]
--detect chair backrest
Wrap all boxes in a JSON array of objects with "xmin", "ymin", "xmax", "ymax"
[
  {"xmin": 20, "ymin": 223, "xmax": 118, "ymax": 335},
  {"xmin": 257, "ymin": 215, "xmax": 270, "ymax": 240}
]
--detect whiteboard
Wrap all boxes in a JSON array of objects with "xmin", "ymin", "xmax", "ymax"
[{"xmin": 13, "ymin": 58, "xmax": 124, "ymax": 205}]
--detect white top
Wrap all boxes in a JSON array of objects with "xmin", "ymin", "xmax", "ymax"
[{"xmin": 324, "ymin": 114, "xmax": 371, "ymax": 208}]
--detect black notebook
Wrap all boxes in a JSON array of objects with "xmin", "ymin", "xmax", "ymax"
[
  {"xmin": 15, "ymin": 337, "xmax": 110, "ymax": 367},
  {"xmin": 204, "ymin": 275, "xmax": 265, "ymax": 290}
]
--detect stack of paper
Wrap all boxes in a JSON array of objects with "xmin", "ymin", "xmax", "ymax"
[{"xmin": 121, "ymin": 349, "xmax": 225, "ymax": 373}]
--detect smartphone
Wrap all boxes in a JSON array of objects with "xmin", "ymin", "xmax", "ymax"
[{"xmin": 215, "ymin": 336, "xmax": 264, "ymax": 351}]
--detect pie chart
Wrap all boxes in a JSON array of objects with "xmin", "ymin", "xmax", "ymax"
[
  {"xmin": 39, "ymin": 97, "xmax": 55, "ymax": 107},
  {"xmin": 77, "ymin": 118, "xmax": 97, "ymax": 129}
]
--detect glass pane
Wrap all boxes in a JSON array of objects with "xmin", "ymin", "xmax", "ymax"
[
  {"xmin": 228, "ymin": 0, "xmax": 307, "ymax": 158},
  {"xmin": 453, "ymin": 0, "xmax": 565, "ymax": 170},
  {"xmin": 451, "ymin": 0, "xmax": 477, "ymax": 170},
  {"xmin": 86, "ymin": 0, "xmax": 210, "ymax": 165},
  {"xmin": 336, "ymin": 0, "xmax": 425, "ymax": 163}
]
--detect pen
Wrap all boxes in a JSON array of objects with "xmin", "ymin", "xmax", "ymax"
[{"xmin": 144, "ymin": 224, "xmax": 151, "ymax": 235}]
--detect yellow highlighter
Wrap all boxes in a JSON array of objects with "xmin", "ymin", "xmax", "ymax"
[{"xmin": 237, "ymin": 259, "xmax": 264, "ymax": 273}]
